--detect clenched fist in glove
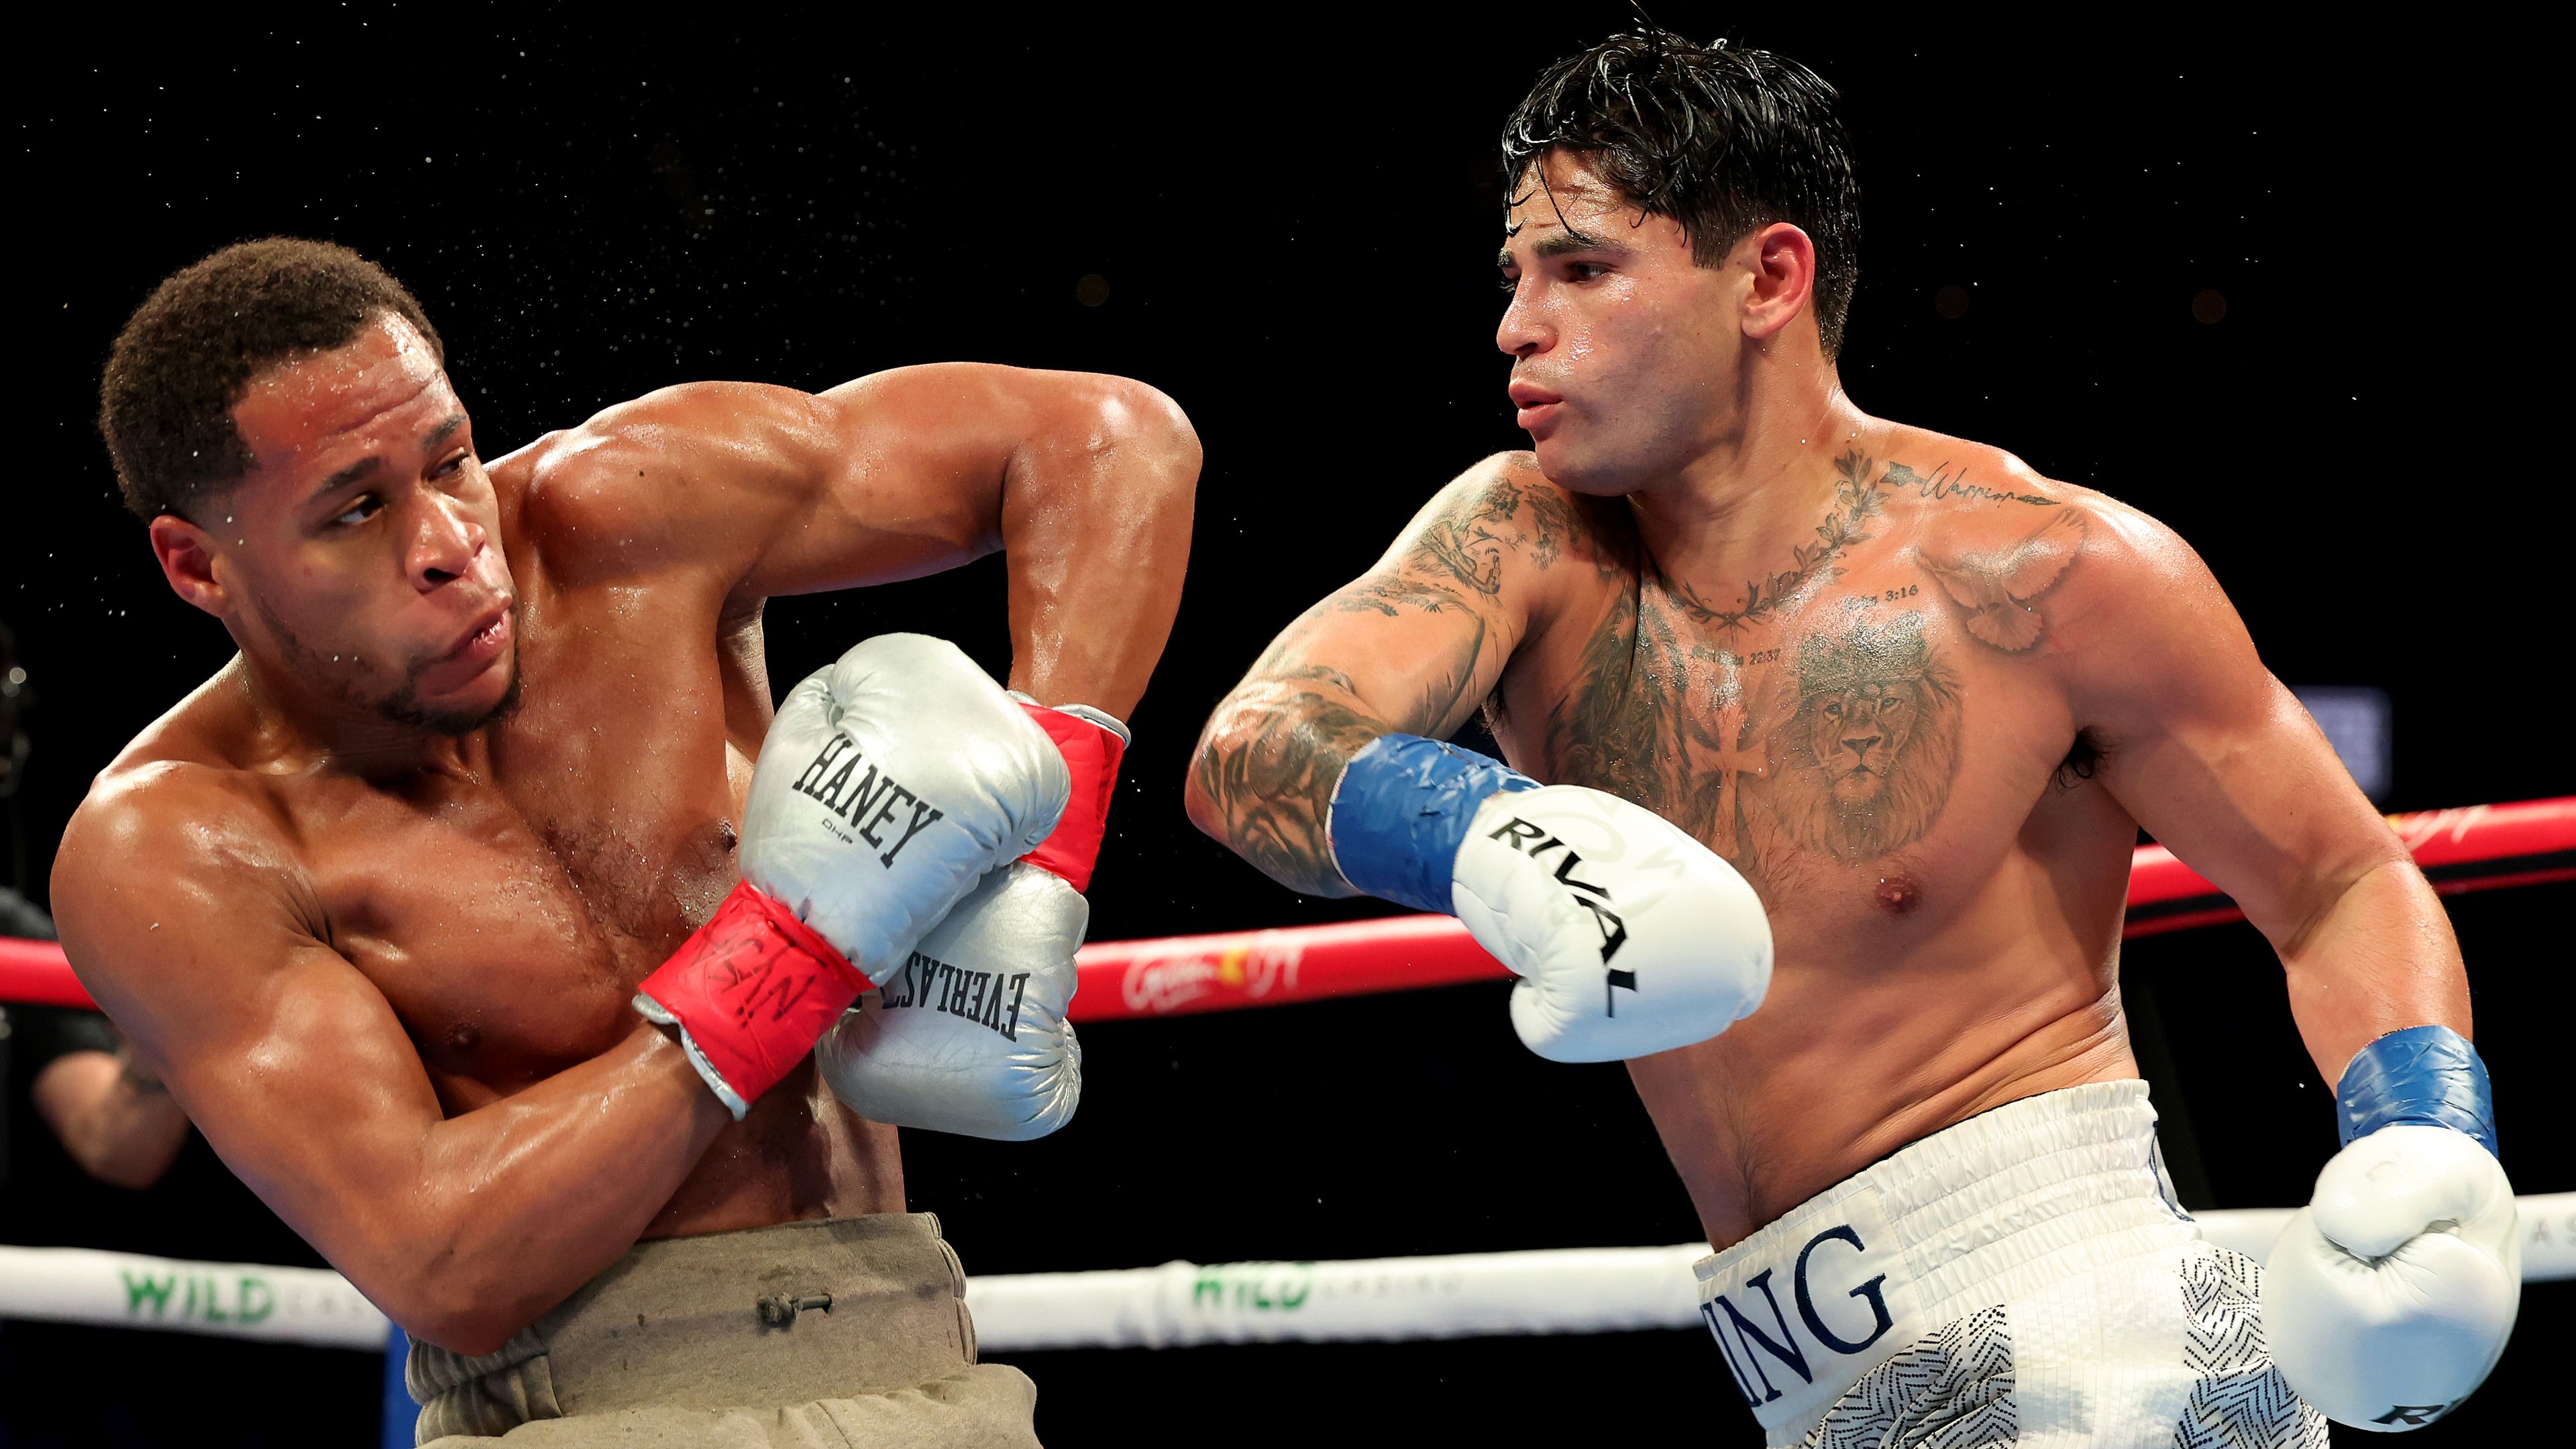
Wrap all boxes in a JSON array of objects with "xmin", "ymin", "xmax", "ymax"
[
  {"xmin": 2263, "ymin": 1025, "xmax": 2519, "ymax": 1432},
  {"xmin": 1325, "ymin": 733, "xmax": 1771, "ymax": 1063},
  {"xmin": 817, "ymin": 700, "xmax": 1128, "ymax": 1140},
  {"xmin": 633, "ymin": 634, "xmax": 1067, "ymax": 1118}
]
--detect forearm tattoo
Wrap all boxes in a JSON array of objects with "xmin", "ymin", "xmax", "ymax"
[
  {"xmin": 1196, "ymin": 469, "xmax": 1618, "ymax": 896},
  {"xmin": 1193, "ymin": 669, "xmax": 1394, "ymax": 896}
]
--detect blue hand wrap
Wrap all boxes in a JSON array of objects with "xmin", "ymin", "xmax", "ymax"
[
  {"xmin": 2336, "ymin": 1024, "xmax": 2498, "ymax": 1157},
  {"xmin": 1327, "ymin": 734, "xmax": 1537, "ymax": 915}
]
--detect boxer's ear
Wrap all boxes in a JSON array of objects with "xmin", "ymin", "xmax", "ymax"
[
  {"xmin": 147, "ymin": 513, "xmax": 228, "ymax": 618},
  {"xmin": 1739, "ymin": 221, "xmax": 1819, "ymax": 345}
]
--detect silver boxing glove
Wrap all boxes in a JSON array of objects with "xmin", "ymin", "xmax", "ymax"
[{"xmin": 816, "ymin": 861, "xmax": 1084, "ymax": 1140}]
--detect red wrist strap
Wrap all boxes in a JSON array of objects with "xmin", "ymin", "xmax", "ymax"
[
  {"xmin": 1019, "ymin": 702, "xmax": 1125, "ymax": 894},
  {"xmin": 634, "ymin": 881, "xmax": 868, "ymax": 1117}
]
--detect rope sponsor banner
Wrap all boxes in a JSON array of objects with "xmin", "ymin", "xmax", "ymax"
[
  {"xmin": 6, "ymin": 796, "xmax": 2566, "ymax": 1020},
  {"xmin": 6, "ymin": 1194, "xmax": 2565, "ymax": 1354},
  {"xmin": 0, "ymin": 1245, "xmax": 389, "ymax": 1349}
]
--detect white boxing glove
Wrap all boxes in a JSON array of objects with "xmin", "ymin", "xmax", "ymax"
[
  {"xmin": 1327, "ymin": 734, "xmax": 1771, "ymax": 1063},
  {"xmin": 818, "ymin": 862, "xmax": 1083, "ymax": 1140},
  {"xmin": 816, "ymin": 699, "xmax": 1126, "ymax": 1140},
  {"xmin": 2263, "ymin": 1026, "xmax": 2520, "ymax": 1432}
]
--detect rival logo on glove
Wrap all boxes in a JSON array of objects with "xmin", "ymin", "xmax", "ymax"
[
  {"xmin": 790, "ymin": 732, "xmax": 947, "ymax": 867},
  {"xmin": 1485, "ymin": 815, "xmax": 1636, "ymax": 1011},
  {"xmin": 879, "ymin": 949, "xmax": 1033, "ymax": 1041}
]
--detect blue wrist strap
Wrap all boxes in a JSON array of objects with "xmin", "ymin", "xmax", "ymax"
[
  {"xmin": 1327, "ymin": 734, "xmax": 1538, "ymax": 915},
  {"xmin": 2336, "ymin": 1024, "xmax": 2498, "ymax": 1157}
]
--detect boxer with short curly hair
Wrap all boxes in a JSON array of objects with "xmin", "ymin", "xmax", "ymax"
[
  {"xmin": 1192, "ymin": 28, "xmax": 2512, "ymax": 1444},
  {"xmin": 60, "ymin": 237, "xmax": 1198, "ymax": 1445}
]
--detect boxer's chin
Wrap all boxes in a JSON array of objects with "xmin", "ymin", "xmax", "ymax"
[
  {"xmin": 382, "ymin": 653, "xmax": 523, "ymax": 737},
  {"xmin": 1531, "ymin": 429, "xmax": 1655, "ymax": 498}
]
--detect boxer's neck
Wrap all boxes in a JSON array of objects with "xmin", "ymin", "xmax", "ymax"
[
  {"xmin": 227, "ymin": 650, "xmax": 487, "ymax": 781},
  {"xmin": 1621, "ymin": 358, "xmax": 1878, "ymax": 600}
]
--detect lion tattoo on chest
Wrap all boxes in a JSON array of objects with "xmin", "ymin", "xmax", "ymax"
[{"xmin": 1747, "ymin": 606, "xmax": 1962, "ymax": 863}]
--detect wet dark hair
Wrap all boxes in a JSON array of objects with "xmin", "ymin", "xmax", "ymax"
[
  {"xmin": 99, "ymin": 238, "xmax": 444, "ymax": 522},
  {"xmin": 1501, "ymin": 30, "xmax": 1861, "ymax": 357}
]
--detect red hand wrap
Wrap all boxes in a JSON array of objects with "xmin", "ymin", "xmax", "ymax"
[
  {"xmin": 1018, "ymin": 702, "xmax": 1124, "ymax": 894},
  {"xmin": 635, "ymin": 881, "xmax": 869, "ymax": 1114}
]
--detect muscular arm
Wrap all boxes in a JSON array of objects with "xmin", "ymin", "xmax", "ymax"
[
  {"xmin": 532, "ymin": 364, "xmax": 1199, "ymax": 717},
  {"xmin": 2059, "ymin": 502, "xmax": 2467, "ymax": 1086},
  {"xmin": 54, "ymin": 775, "xmax": 732, "ymax": 1354},
  {"xmin": 1185, "ymin": 457, "xmax": 1597, "ymax": 896}
]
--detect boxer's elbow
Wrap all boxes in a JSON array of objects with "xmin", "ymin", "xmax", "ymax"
[
  {"xmin": 1183, "ymin": 687, "xmax": 1365, "ymax": 900},
  {"xmin": 360, "ymin": 1217, "xmax": 549, "ymax": 1355},
  {"xmin": 381, "ymin": 1265, "xmax": 535, "ymax": 1358},
  {"xmin": 1183, "ymin": 688, "xmax": 1271, "ymax": 841},
  {"xmin": 1085, "ymin": 376, "xmax": 1201, "ymax": 537},
  {"xmin": 1093, "ymin": 374, "xmax": 1199, "ymax": 472},
  {"xmin": 2271, "ymin": 844, "xmax": 2428, "ymax": 964}
]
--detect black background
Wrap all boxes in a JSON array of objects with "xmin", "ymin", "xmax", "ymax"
[{"xmin": 5, "ymin": 10, "xmax": 2567, "ymax": 1446}]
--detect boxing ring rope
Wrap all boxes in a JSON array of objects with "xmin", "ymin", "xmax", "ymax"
[
  {"xmin": 5, "ymin": 796, "xmax": 2567, "ymax": 1019},
  {"xmin": 0, "ymin": 796, "xmax": 2565, "ymax": 1380},
  {"xmin": 1059, "ymin": 797, "xmax": 2573, "ymax": 1022},
  {"xmin": 3, "ymin": 1194, "xmax": 2573, "ymax": 1355}
]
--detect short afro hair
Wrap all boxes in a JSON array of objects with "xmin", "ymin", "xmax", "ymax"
[
  {"xmin": 99, "ymin": 238, "xmax": 444, "ymax": 521},
  {"xmin": 1502, "ymin": 31, "xmax": 1862, "ymax": 358}
]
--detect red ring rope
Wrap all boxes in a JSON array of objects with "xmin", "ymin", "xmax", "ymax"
[{"xmin": 3, "ymin": 797, "xmax": 2567, "ymax": 1022}]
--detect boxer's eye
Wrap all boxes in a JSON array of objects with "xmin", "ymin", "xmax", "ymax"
[
  {"xmin": 430, "ymin": 451, "xmax": 470, "ymax": 480},
  {"xmin": 1564, "ymin": 262, "xmax": 1609, "ymax": 283},
  {"xmin": 333, "ymin": 495, "xmax": 382, "ymax": 527}
]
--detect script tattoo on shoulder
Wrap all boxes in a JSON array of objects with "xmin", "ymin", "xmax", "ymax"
[{"xmin": 1884, "ymin": 460, "xmax": 2058, "ymax": 508}]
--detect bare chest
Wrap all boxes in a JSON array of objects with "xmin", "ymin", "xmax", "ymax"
[
  {"xmin": 1499, "ymin": 541, "xmax": 2083, "ymax": 933},
  {"xmin": 290, "ymin": 593, "xmax": 757, "ymax": 1108}
]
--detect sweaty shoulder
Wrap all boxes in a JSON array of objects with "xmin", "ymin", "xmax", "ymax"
[
  {"xmin": 54, "ymin": 747, "xmax": 311, "ymax": 1014},
  {"xmin": 1393, "ymin": 451, "xmax": 1634, "ymax": 619},
  {"xmin": 495, "ymin": 381, "xmax": 834, "ymax": 588},
  {"xmin": 1880, "ymin": 430, "xmax": 2218, "ymax": 672}
]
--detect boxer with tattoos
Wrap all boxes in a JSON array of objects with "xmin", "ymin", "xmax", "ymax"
[{"xmin": 1188, "ymin": 32, "xmax": 2512, "ymax": 1446}]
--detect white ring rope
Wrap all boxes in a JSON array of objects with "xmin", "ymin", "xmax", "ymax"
[
  {"xmin": 0, "ymin": 1244, "xmax": 390, "ymax": 1349},
  {"xmin": 3, "ymin": 1193, "xmax": 2567, "ymax": 1354}
]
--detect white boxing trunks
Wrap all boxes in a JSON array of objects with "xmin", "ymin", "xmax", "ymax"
[{"xmin": 1694, "ymin": 1080, "xmax": 2328, "ymax": 1448}]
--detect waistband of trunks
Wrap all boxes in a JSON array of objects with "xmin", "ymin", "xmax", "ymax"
[
  {"xmin": 1692, "ymin": 1079, "xmax": 2196, "ymax": 1435},
  {"xmin": 407, "ymin": 1212, "xmax": 976, "ymax": 1443}
]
